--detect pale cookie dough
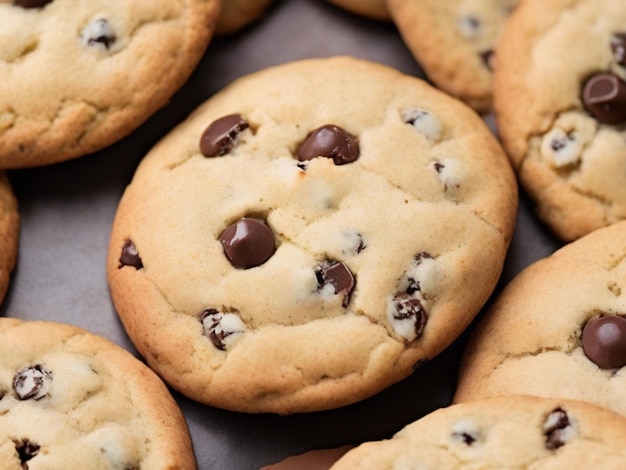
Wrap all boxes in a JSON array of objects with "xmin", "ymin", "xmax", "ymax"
[
  {"xmin": 386, "ymin": 0, "xmax": 518, "ymax": 113},
  {"xmin": 0, "ymin": 0, "xmax": 221, "ymax": 168},
  {"xmin": 107, "ymin": 56, "xmax": 517, "ymax": 414},
  {"xmin": 215, "ymin": 0, "xmax": 274, "ymax": 35},
  {"xmin": 0, "ymin": 172, "xmax": 18, "ymax": 305},
  {"xmin": 0, "ymin": 318, "xmax": 196, "ymax": 469},
  {"xmin": 325, "ymin": 0, "xmax": 390, "ymax": 21},
  {"xmin": 493, "ymin": 0, "xmax": 626, "ymax": 241},
  {"xmin": 330, "ymin": 396, "xmax": 626, "ymax": 469},
  {"xmin": 455, "ymin": 221, "xmax": 626, "ymax": 417}
]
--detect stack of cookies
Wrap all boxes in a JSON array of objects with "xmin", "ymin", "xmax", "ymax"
[{"xmin": 2, "ymin": 0, "xmax": 626, "ymax": 468}]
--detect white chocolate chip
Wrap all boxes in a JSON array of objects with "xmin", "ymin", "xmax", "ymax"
[
  {"xmin": 540, "ymin": 128, "xmax": 584, "ymax": 168},
  {"xmin": 80, "ymin": 17, "xmax": 117, "ymax": 51},
  {"xmin": 401, "ymin": 108, "xmax": 442, "ymax": 142},
  {"xmin": 202, "ymin": 310, "xmax": 247, "ymax": 350},
  {"xmin": 433, "ymin": 159, "xmax": 463, "ymax": 193},
  {"xmin": 451, "ymin": 418, "xmax": 482, "ymax": 445},
  {"xmin": 13, "ymin": 365, "xmax": 53, "ymax": 400},
  {"xmin": 457, "ymin": 15, "xmax": 482, "ymax": 39}
]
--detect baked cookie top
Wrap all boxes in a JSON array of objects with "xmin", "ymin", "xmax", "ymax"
[
  {"xmin": 107, "ymin": 56, "xmax": 517, "ymax": 414},
  {"xmin": 331, "ymin": 395, "xmax": 626, "ymax": 469},
  {"xmin": 455, "ymin": 220, "xmax": 626, "ymax": 416},
  {"xmin": 493, "ymin": 0, "xmax": 626, "ymax": 241},
  {"xmin": 386, "ymin": 0, "xmax": 518, "ymax": 113},
  {"xmin": 0, "ymin": 172, "xmax": 18, "ymax": 305},
  {"xmin": 0, "ymin": 318, "xmax": 195, "ymax": 469},
  {"xmin": 0, "ymin": 0, "xmax": 221, "ymax": 169}
]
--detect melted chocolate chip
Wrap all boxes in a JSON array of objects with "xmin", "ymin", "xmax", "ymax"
[
  {"xmin": 200, "ymin": 309, "xmax": 246, "ymax": 350},
  {"xmin": 452, "ymin": 431, "xmax": 477, "ymax": 446},
  {"xmin": 582, "ymin": 73, "xmax": 626, "ymax": 124},
  {"xmin": 315, "ymin": 260, "xmax": 355, "ymax": 307},
  {"xmin": 582, "ymin": 315, "xmax": 626, "ymax": 369},
  {"xmin": 14, "ymin": 440, "xmax": 40, "ymax": 468},
  {"xmin": 297, "ymin": 125, "xmax": 359, "ymax": 165},
  {"xmin": 81, "ymin": 18, "xmax": 117, "ymax": 50},
  {"xmin": 200, "ymin": 114, "xmax": 249, "ymax": 157},
  {"xmin": 119, "ymin": 240, "xmax": 143, "ymax": 270},
  {"xmin": 12, "ymin": 0, "xmax": 52, "ymax": 8},
  {"xmin": 13, "ymin": 365, "xmax": 52, "ymax": 400},
  {"xmin": 611, "ymin": 33, "xmax": 626, "ymax": 66},
  {"xmin": 390, "ymin": 295, "xmax": 428, "ymax": 339},
  {"xmin": 543, "ymin": 408, "xmax": 571, "ymax": 450},
  {"xmin": 219, "ymin": 217, "xmax": 275, "ymax": 269}
]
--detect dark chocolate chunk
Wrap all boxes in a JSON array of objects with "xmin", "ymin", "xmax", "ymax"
[
  {"xmin": 543, "ymin": 407, "xmax": 571, "ymax": 450},
  {"xmin": 390, "ymin": 295, "xmax": 428, "ymax": 339},
  {"xmin": 582, "ymin": 315, "xmax": 626, "ymax": 369},
  {"xmin": 13, "ymin": 365, "xmax": 52, "ymax": 400},
  {"xmin": 200, "ymin": 114, "xmax": 249, "ymax": 157},
  {"xmin": 479, "ymin": 49, "xmax": 495, "ymax": 70},
  {"xmin": 14, "ymin": 440, "xmax": 40, "ymax": 468},
  {"xmin": 452, "ymin": 431, "xmax": 478, "ymax": 446},
  {"xmin": 200, "ymin": 309, "xmax": 245, "ymax": 351},
  {"xmin": 297, "ymin": 125, "xmax": 359, "ymax": 165},
  {"xmin": 12, "ymin": 0, "xmax": 52, "ymax": 8},
  {"xmin": 611, "ymin": 33, "xmax": 626, "ymax": 66},
  {"xmin": 81, "ymin": 18, "xmax": 117, "ymax": 50},
  {"xmin": 315, "ymin": 260, "xmax": 356, "ymax": 307},
  {"xmin": 119, "ymin": 240, "xmax": 143, "ymax": 270},
  {"xmin": 219, "ymin": 217, "xmax": 275, "ymax": 269},
  {"xmin": 582, "ymin": 73, "xmax": 626, "ymax": 124}
]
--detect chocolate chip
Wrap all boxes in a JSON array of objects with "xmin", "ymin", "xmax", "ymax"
[
  {"xmin": 12, "ymin": 0, "xmax": 52, "ymax": 7},
  {"xmin": 200, "ymin": 309, "xmax": 246, "ymax": 350},
  {"xmin": 297, "ymin": 125, "xmax": 359, "ymax": 165},
  {"xmin": 219, "ymin": 217, "xmax": 275, "ymax": 269},
  {"xmin": 200, "ymin": 114, "xmax": 249, "ymax": 157},
  {"xmin": 14, "ymin": 439, "xmax": 40, "ymax": 468},
  {"xmin": 13, "ymin": 365, "xmax": 52, "ymax": 400},
  {"xmin": 389, "ymin": 295, "xmax": 428, "ymax": 340},
  {"xmin": 582, "ymin": 315, "xmax": 626, "ymax": 369},
  {"xmin": 582, "ymin": 72, "xmax": 626, "ymax": 124},
  {"xmin": 81, "ymin": 18, "xmax": 117, "ymax": 50},
  {"xmin": 453, "ymin": 431, "xmax": 477, "ymax": 446},
  {"xmin": 119, "ymin": 240, "xmax": 143, "ymax": 270},
  {"xmin": 401, "ymin": 108, "xmax": 442, "ymax": 142},
  {"xmin": 315, "ymin": 260, "xmax": 355, "ymax": 307},
  {"xmin": 479, "ymin": 49, "xmax": 495, "ymax": 70},
  {"xmin": 543, "ymin": 408, "xmax": 571, "ymax": 450},
  {"xmin": 611, "ymin": 33, "xmax": 626, "ymax": 66}
]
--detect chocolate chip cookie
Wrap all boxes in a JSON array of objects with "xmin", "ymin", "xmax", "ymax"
[
  {"xmin": 386, "ymin": 0, "xmax": 518, "ymax": 113},
  {"xmin": 0, "ymin": 0, "xmax": 221, "ymax": 168},
  {"xmin": 493, "ymin": 0, "xmax": 626, "ymax": 241},
  {"xmin": 331, "ymin": 396, "xmax": 626, "ymax": 469},
  {"xmin": 455, "ymin": 220, "xmax": 626, "ymax": 416},
  {"xmin": 0, "ymin": 318, "xmax": 195, "ymax": 469},
  {"xmin": 215, "ymin": 0, "xmax": 275, "ymax": 35},
  {"xmin": 0, "ymin": 172, "xmax": 19, "ymax": 304},
  {"xmin": 107, "ymin": 56, "xmax": 517, "ymax": 414}
]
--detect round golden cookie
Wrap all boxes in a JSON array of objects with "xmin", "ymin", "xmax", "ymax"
[
  {"xmin": 215, "ymin": 0, "xmax": 275, "ymax": 35},
  {"xmin": 0, "ymin": 0, "xmax": 221, "ymax": 169},
  {"xmin": 493, "ymin": 0, "xmax": 626, "ymax": 241},
  {"xmin": 0, "ymin": 172, "xmax": 19, "ymax": 304},
  {"xmin": 107, "ymin": 56, "xmax": 517, "ymax": 414},
  {"xmin": 455, "ymin": 221, "xmax": 626, "ymax": 417},
  {"xmin": 386, "ymin": 0, "xmax": 518, "ymax": 113},
  {"xmin": 331, "ymin": 396, "xmax": 626, "ymax": 469},
  {"xmin": 325, "ymin": 0, "xmax": 391, "ymax": 21},
  {"xmin": 0, "ymin": 318, "xmax": 195, "ymax": 469}
]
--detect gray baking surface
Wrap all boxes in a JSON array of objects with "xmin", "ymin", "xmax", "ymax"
[{"xmin": 1, "ymin": 0, "xmax": 562, "ymax": 469}]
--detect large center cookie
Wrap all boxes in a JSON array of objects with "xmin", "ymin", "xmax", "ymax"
[
  {"xmin": 0, "ymin": 0, "xmax": 221, "ymax": 168},
  {"xmin": 0, "ymin": 318, "xmax": 195, "ymax": 469},
  {"xmin": 107, "ymin": 56, "xmax": 517, "ymax": 414}
]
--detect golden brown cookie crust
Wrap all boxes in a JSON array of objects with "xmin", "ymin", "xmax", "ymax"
[{"xmin": 0, "ymin": 172, "xmax": 19, "ymax": 304}]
